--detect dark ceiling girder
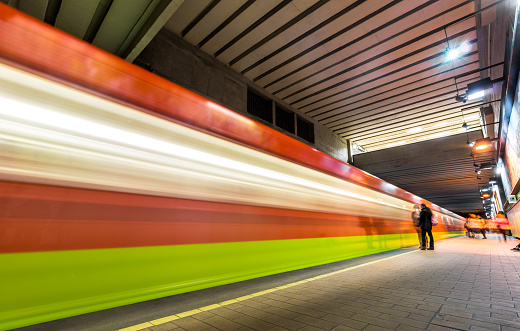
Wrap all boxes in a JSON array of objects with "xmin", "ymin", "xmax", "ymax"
[
  {"xmin": 43, "ymin": 0, "xmax": 61, "ymax": 26},
  {"xmin": 246, "ymin": 0, "xmax": 399, "ymax": 77},
  {"xmin": 338, "ymin": 101, "xmax": 480, "ymax": 136},
  {"xmin": 213, "ymin": 0, "xmax": 292, "ymax": 57},
  {"xmin": 84, "ymin": 0, "xmax": 114, "ymax": 43},
  {"xmin": 181, "ymin": 0, "xmax": 219, "ymax": 38},
  {"xmin": 335, "ymin": 99, "xmax": 474, "ymax": 132},
  {"xmin": 286, "ymin": 35, "xmax": 478, "ymax": 105},
  {"xmin": 352, "ymin": 120, "xmax": 481, "ymax": 145},
  {"xmin": 197, "ymin": 0, "xmax": 254, "ymax": 48},
  {"xmin": 361, "ymin": 129, "xmax": 482, "ymax": 149},
  {"xmin": 229, "ymin": 0, "xmax": 338, "ymax": 67},
  {"xmin": 323, "ymin": 75, "xmax": 480, "ymax": 126},
  {"xmin": 319, "ymin": 77, "xmax": 478, "ymax": 125},
  {"xmin": 263, "ymin": 0, "xmax": 476, "ymax": 90},
  {"xmin": 344, "ymin": 111, "xmax": 490, "ymax": 141},
  {"xmin": 331, "ymin": 66, "xmax": 501, "ymax": 134},
  {"xmin": 282, "ymin": 35, "xmax": 477, "ymax": 105},
  {"xmin": 334, "ymin": 96, "xmax": 478, "ymax": 134},
  {"xmin": 306, "ymin": 59, "xmax": 481, "ymax": 117}
]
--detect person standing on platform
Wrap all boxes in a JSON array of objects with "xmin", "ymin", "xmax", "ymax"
[
  {"xmin": 412, "ymin": 205, "xmax": 426, "ymax": 247},
  {"xmin": 419, "ymin": 203, "xmax": 434, "ymax": 250},
  {"xmin": 477, "ymin": 215, "xmax": 487, "ymax": 239}
]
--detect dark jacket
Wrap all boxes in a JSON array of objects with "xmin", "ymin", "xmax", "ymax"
[{"xmin": 419, "ymin": 206, "xmax": 433, "ymax": 231}]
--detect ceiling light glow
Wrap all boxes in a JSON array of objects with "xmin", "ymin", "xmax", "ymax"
[
  {"xmin": 459, "ymin": 41, "xmax": 471, "ymax": 53},
  {"xmin": 429, "ymin": 132, "xmax": 448, "ymax": 139},
  {"xmin": 467, "ymin": 90, "xmax": 485, "ymax": 100},
  {"xmin": 406, "ymin": 127, "xmax": 422, "ymax": 134},
  {"xmin": 465, "ymin": 114, "xmax": 480, "ymax": 120},
  {"xmin": 474, "ymin": 138, "xmax": 494, "ymax": 151},
  {"xmin": 445, "ymin": 48, "xmax": 459, "ymax": 61}
]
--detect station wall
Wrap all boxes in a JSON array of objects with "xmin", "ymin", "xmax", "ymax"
[{"xmin": 134, "ymin": 29, "xmax": 348, "ymax": 163}]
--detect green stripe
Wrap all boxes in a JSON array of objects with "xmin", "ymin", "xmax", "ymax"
[{"xmin": 0, "ymin": 232, "xmax": 462, "ymax": 329}]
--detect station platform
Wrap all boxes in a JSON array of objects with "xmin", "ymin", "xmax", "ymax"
[{"xmin": 18, "ymin": 236, "xmax": 520, "ymax": 331}]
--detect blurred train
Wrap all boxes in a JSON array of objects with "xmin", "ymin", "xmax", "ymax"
[{"xmin": 0, "ymin": 5, "xmax": 464, "ymax": 330}]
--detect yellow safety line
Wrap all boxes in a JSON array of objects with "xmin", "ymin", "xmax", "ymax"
[{"xmin": 118, "ymin": 250, "xmax": 417, "ymax": 330}]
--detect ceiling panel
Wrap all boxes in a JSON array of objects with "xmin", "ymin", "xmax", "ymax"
[
  {"xmin": 199, "ymin": 0, "xmax": 281, "ymax": 54},
  {"xmin": 161, "ymin": 0, "xmax": 507, "ymax": 153},
  {"xmin": 164, "ymin": 0, "xmax": 212, "ymax": 35},
  {"xmin": 353, "ymin": 131, "xmax": 498, "ymax": 213},
  {"xmin": 54, "ymin": 0, "xmax": 101, "ymax": 40},
  {"xmin": 216, "ymin": 1, "xmax": 315, "ymax": 64},
  {"xmin": 183, "ymin": 0, "xmax": 247, "ymax": 45}
]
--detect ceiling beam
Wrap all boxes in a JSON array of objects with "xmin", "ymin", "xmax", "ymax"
[
  {"xmin": 13, "ymin": 0, "xmax": 48, "ymax": 20},
  {"xmin": 122, "ymin": 0, "xmax": 185, "ymax": 63}
]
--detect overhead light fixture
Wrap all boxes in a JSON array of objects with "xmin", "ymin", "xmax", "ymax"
[
  {"xmin": 352, "ymin": 142, "xmax": 367, "ymax": 153},
  {"xmin": 445, "ymin": 47, "xmax": 460, "ymax": 61},
  {"xmin": 466, "ymin": 77, "xmax": 503, "ymax": 100},
  {"xmin": 481, "ymin": 192, "xmax": 491, "ymax": 198},
  {"xmin": 443, "ymin": 27, "xmax": 471, "ymax": 62},
  {"xmin": 467, "ymin": 90, "xmax": 485, "ymax": 100},
  {"xmin": 479, "ymin": 162, "xmax": 496, "ymax": 170},
  {"xmin": 455, "ymin": 77, "xmax": 503, "ymax": 103},
  {"xmin": 462, "ymin": 122, "xmax": 470, "ymax": 130},
  {"xmin": 466, "ymin": 78, "xmax": 493, "ymax": 95},
  {"xmin": 473, "ymin": 137, "xmax": 497, "ymax": 151},
  {"xmin": 443, "ymin": 25, "xmax": 459, "ymax": 62},
  {"xmin": 455, "ymin": 94, "xmax": 467, "ymax": 103},
  {"xmin": 489, "ymin": 177, "xmax": 498, "ymax": 184}
]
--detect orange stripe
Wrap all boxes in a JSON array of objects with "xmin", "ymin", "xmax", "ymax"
[{"xmin": 0, "ymin": 181, "xmax": 432, "ymax": 253}]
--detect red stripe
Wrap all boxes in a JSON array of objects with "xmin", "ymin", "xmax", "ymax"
[
  {"xmin": 0, "ymin": 4, "xmax": 455, "ymax": 216},
  {"xmin": 0, "ymin": 181, "xmax": 429, "ymax": 253}
]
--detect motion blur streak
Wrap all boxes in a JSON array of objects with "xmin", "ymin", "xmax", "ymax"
[
  {"xmin": 0, "ymin": 62, "xmax": 463, "ymax": 330},
  {"xmin": 0, "ymin": 64, "xmax": 409, "ymax": 218},
  {"xmin": 0, "ymin": 5, "xmax": 463, "ymax": 329}
]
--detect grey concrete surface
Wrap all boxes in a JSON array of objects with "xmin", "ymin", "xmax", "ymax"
[{"xmin": 135, "ymin": 29, "xmax": 348, "ymax": 163}]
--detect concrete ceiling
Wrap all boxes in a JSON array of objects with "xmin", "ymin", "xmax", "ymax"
[
  {"xmin": 353, "ymin": 131, "xmax": 497, "ymax": 214},
  {"xmin": 4, "ymin": 0, "xmax": 512, "ymax": 214},
  {"xmin": 6, "ymin": 0, "xmax": 508, "ymax": 152},
  {"xmin": 162, "ymin": 0, "xmax": 507, "ymax": 153},
  {"xmin": 2, "ymin": 0, "xmax": 185, "ymax": 62}
]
